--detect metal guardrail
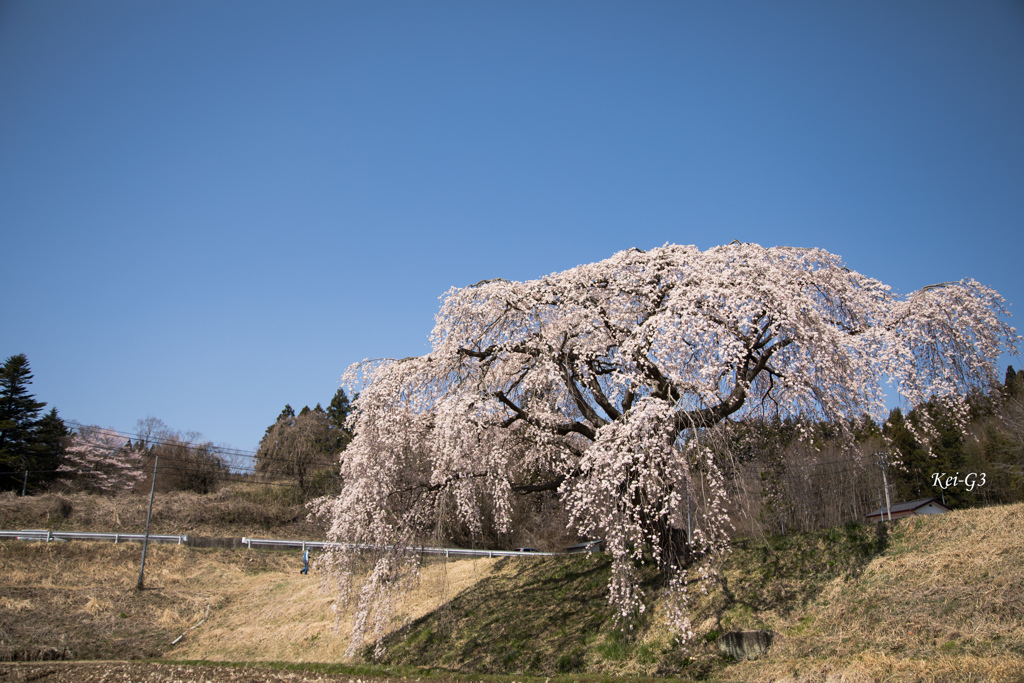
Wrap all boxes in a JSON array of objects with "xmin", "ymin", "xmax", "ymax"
[
  {"xmin": 239, "ymin": 536, "xmax": 566, "ymax": 557},
  {"xmin": 0, "ymin": 529, "xmax": 188, "ymax": 545},
  {"xmin": 1, "ymin": 528, "xmax": 602, "ymax": 557}
]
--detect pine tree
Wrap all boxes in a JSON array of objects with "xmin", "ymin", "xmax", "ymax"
[
  {"xmin": 31, "ymin": 408, "xmax": 69, "ymax": 488},
  {"xmin": 326, "ymin": 388, "xmax": 352, "ymax": 432},
  {"xmin": 0, "ymin": 354, "xmax": 47, "ymax": 491}
]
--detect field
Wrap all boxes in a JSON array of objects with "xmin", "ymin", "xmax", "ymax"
[{"xmin": 1, "ymin": 492, "xmax": 1023, "ymax": 682}]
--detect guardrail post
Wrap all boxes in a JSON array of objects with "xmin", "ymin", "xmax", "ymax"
[
  {"xmin": 115, "ymin": 534, "xmax": 119, "ymax": 544},
  {"xmin": 47, "ymin": 530, "xmax": 52, "ymax": 543}
]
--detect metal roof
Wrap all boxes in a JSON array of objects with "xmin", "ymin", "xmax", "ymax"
[{"xmin": 866, "ymin": 497, "xmax": 950, "ymax": 518}]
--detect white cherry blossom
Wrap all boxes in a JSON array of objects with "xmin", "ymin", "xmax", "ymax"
[{"xmin": 313, "ymin": 243, "xmax": 1017, "ymax": 649}]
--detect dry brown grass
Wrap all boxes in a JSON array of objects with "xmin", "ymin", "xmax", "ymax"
[
  {"xmin": 769, "ymin": 504, "xmax": 1024, "ymax": 662},
  {"xmin": 376, "ymin": 503, "xmax": 1021, "ymax": 680},
  {"xmin": 168, "ymin": 555, "xmax": 501, "ymax": 663},
  {"xmin": 4, "ymin": 498, "xmax": 1021, "ymax": 680},
  {"xmin": 0, "ymin": 537, "xmax": 499, "ymax": 664},
  {"xmin": 699, "ymin": 503, "xmax": 1024, "ymax": 681},
  {"xmin": 0, "ymin": 487, "xmax": 321, "ymax": 538},
  {"xmin": 0, "ymin": 539, "xmax": 296, "ymax": 659}
]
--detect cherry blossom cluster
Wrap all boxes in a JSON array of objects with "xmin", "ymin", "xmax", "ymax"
[
  {"xmin": 58, "ymin": 425, "xmax": 145, "ymax": 491},
  {"xmin": 314, "ymin": 243, "xmax": 1017, "ymax": 648}
]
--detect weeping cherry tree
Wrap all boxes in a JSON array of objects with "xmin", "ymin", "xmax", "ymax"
[{"xmin": 312, "ymin": 243, "xmax": 1017, "ymax": 652}]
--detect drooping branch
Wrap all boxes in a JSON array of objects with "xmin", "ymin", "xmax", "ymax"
[{"xmin": 326, "ymin": 242, "xmax": 1017, "ymax": 652}]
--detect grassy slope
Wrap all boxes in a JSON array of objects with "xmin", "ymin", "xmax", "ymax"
[
  {"xmin": 721, "ymin": 502, "xmax": 1024, "ymax": 682},
  {"xmin": 0, "ymin": 537, "xmax": 500, "ymax": 664},
  {"xmin": 371, "ymin": 503, "xmax": 1024, "ymax": 681},
  {"xmin": 368, "ymin": 524, "xmax": 886, "ymax": 678},
  {"xmin": 0, "ymin": 541, "xmax": 291, "ymax": 660},
  {"xmin": 168, "ymin": 555, "xmax": 502, "ymax": 664}
]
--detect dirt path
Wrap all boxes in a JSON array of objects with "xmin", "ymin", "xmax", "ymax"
[{"xmin": 0, "ymin": 662, "xmax": 436, "ymax": 683}]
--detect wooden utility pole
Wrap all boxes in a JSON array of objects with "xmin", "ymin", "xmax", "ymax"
[
  {"xmin": 137, "ymin": 454, "xmax": 158, "ymax": 591},
  {"xmin": 876, "ymin": 452, "xmax": 892, "ymax": 522}
]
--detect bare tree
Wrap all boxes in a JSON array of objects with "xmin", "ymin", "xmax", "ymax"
[
  {"xmin": 257, "ymin": 408, "xmax": 342, "ymax": 496},
  {"xmin": 134, "ymin": 417, "xmax": 226, "ymax": 494}
]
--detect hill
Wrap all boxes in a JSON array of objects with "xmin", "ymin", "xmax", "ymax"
[
  {"xmin": 2, "ymin": 495, "xmax": 1022, "ymax": 681},
  {"xmin": 369, "ymin": 503, "xmax": 1024, "ymax": 681}
]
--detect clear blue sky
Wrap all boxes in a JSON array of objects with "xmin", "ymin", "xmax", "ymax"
[{"xmin": 2, "ymin": 1, "xmax": 1022, "ymax": 452}]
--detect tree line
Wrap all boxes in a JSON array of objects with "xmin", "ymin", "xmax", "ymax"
[
  {"xmin": 1, "ymin": 352, "xmax": 354, "ymax": 500},
  {"xmin": 0, "ymin": 354, "xmax": 69, "ymax": 493},
  {"xmin": 252, "ymin": 388, "xmax": 353, "ymax": 497},
  {"xmin": 5, "ymin": 345, "xmax": 1020, "ymax": 532},
  {"xmin": 714, "ymin": 366, "xmax": 1024, "ymax": 539}
]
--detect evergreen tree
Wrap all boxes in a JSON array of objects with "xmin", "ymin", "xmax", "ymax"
[
  {"xmin": 326, "ymin": 388, "xmax": 353, "ymax": 432},
  {"xmin": 325, "ymin": 387, "xmax": 354, "ymax": 455},
  {"xmin": 32, "ymin": 408, "xmax": 69, "ymax": 487},
  {"xmin": 885, "ymin": 404, "xmax": 974, "ymax": 507},
  {"xmin": 0, "ymin": 354, "xmax": 47, "ymax": 491}
]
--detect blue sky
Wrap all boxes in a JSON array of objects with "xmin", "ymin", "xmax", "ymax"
[{"xmin": 2, "ymin": 1, "xmax": 1022, "ymax": 452}]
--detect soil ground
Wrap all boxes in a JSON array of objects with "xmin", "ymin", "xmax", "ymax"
[{"xmin": 0, "ymin": 661, "xmax": 430, "ymax": 682}]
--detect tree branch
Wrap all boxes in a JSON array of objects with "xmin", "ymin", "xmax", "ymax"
[{"xmin": 493, "ymin": 391, "xmax": 598, "ymax": 441}]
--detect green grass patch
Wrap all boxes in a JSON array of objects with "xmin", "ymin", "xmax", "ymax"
[
  {"xmin": 366, "ymin": 521, "xmax": 896, "ymax": 677},
  {"xmin": 367, "ymin": 554, "xmax": 632, "ymax": 674}
]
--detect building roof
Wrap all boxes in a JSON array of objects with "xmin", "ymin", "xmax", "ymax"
[{"xmin": 865, "ymin": 497, "xmax": 950, "ymax": 518}]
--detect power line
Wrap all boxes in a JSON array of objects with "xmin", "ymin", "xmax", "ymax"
[
  {"xmin": 4, "ymin": 465, "xmax": 310, "ymax": 490},
  {"xmin": 62, "ymin": 419, "xmax": 346, "ymax": 473},
  {"xmin": 64, "ymin": 420, "xmax": 258, "ymax": 460}
]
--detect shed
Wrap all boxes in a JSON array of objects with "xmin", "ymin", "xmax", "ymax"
[{"xmin": 865, "ymin": 497, "xmax": 950, "ymax": 523}]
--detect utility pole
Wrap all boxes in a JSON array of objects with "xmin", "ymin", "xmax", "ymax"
[
  {"xmin": 137, "ymin": 454, "xmax": 158, "ymax": 591},
  {"xmin": 876, "ymin": 452, "xmax": 892, "ymax": 522}
]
